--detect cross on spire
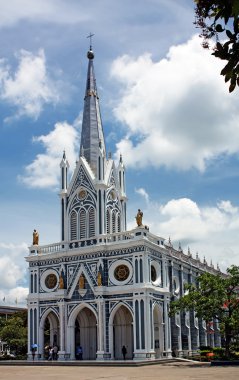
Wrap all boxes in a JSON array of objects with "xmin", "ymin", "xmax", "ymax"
[{"xmin": 87, "ymin": 32, "xmax": 94, "ymax": 49}]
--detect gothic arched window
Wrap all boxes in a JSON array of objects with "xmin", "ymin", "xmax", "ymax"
[
  {"xmin": 112, "ymin": 211, "xmax": 116, "ymax": 233},
  {"xmin": 106, "ymin": 209, "xmax": 110, "ymax": 234},
  {"xmin": 79, "ymin": 208, "xmax": 86, "ymax": 239},
  {"xmin": 117, "ymin": 214, "xmax": 121, "ymax": 233},
  {"xmin": 70, "ymin": 210, "xmax": 77, "ymax": 241},
  {"xmin": 88, "ymin": 207, "xmax": 95, "ymax": 237}
]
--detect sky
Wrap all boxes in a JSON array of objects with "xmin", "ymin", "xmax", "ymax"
[{"xmin": 0, "ymin": 0, "xmax": 239, "ymax": 306}]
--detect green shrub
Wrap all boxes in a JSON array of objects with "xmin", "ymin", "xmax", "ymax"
[
  {"xmin": 212, "ymin": 347, "xmax": 225, "ymax": 359},
  {"xmin": 200, "ymin": 349, "xmax": 211, "ymax": 356}
]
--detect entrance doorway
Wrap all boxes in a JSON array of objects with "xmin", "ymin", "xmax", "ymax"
[
  {"xmin": 75, "ymin": 307, "xmax": 97, "ymax": 360},
  {"xmin": 43, "ymin": 311, "xmax": 59, "ymax": 359},
  {"xmin": 113, "ymin": 305, "xmax": 133, "ymax": 360}
]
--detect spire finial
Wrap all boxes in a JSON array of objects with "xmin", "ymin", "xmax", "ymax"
[
  {"xmin": 87, "ymin": 32, "xmax": 94, "ymax": 49},
  {"xmin": 87, "ymin": 33, "xmax": 95, "ymax": 59}
]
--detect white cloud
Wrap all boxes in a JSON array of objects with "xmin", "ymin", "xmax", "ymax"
[
  {"xmin": 128, "ymin": 196, "xmax": 239, "ymax": 272},
  {"xmin": 0, "ymin": 0, "xmax": 90, "ymax": 27},
  {"xmin": 0, "ymin": 49, "xmax": 61, "ymax": 120},
  {"xmin": 217, "ymin": 200, "xmax": 238, "ymax": 215},
  {"xmin": 135, "ymin": 187, "xmax": 149, "ymax": 203},
  {"xmin": 0, "ymin": 243, "xmax": 28, "ymax": 306},
  {"xmin": 19, "ymin": 120, "xmax": 80, "ymax": 188},
  {"xmin": 111, "ymin": 35, "xmax": 239, "ymax": 172},
  {"xmin": 158, "ymin": 198, "xmax": 227, "ymax": 241}
]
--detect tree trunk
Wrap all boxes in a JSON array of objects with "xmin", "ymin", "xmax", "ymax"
[{"xmin": 224, "ymin": 323, "xmax": 232, "ymax": 358}]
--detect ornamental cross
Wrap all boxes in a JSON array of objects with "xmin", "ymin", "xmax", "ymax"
[{"xmin": 87, "ymin": 32, "xmax": 94, "ymax": 48}]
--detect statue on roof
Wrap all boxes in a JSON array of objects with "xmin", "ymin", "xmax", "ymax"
[
  {"xmin": 135, "ymin": 209, "xmax": 143, "ymax": 227},
  {"xmin": 33, "ymin": 229, "xmax": 39, "ymax": 245}
]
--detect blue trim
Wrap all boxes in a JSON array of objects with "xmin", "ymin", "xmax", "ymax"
[
  {"xmin": 34, "ymin": 309, "xmax": 37, "ymax": 344},
  {"xmin": 30, "ymin": 309, "xmax": 33, "ymax": 346},
  {"xmin": 140, "ymin": 259, "xmax": 143, "ymax": 282},
  {"xmin": 140, "ymin": 300, "xmax": 145, "ymax": 349},
  {"xmin": 99, "ymin": 189, "xmax": 102, "ymax": 234},
  {"xmin": 135, "ymin": 259, "xmax": 138, "ymax": 283},
  {"xmin": 135, "ymin": 300, "xmax": 139, "ymax": 349}
]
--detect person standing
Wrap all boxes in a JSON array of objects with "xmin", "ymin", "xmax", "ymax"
[
  {"xmin": 79, "ymin": 346, "xmax": 83, "ymax": 360},
  {"xmin": 48, "ymin": 346, "xmax": 53, "ymax": 361},
  {"xmin": 53, "ymin": 344, "xmax": 58, "ymax": 360},
  {"xmin": 31, "ymin": 347, "xmax": 36, "ymax": 361},
  {"xmin": 76, "ymin": 345, "xmax": 83, "ymax": 360},
  {"xmin": 122, "ymin": 345, "xmax": 127, "ymax": 360}
]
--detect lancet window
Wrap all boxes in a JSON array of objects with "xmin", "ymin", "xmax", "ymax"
[
  {"xmin": 79, "ymin": 209, "xmax": 86, "ymax": 239},
  {"xmin": 70, "ymin": 210, "xmax": 77, "ymax": 240},
  {"xmin": 88, "ymin": 207, "xmax": 95, "ymax": 237}
]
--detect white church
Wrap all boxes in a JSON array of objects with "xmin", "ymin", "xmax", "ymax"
[{"xmin": 26, "ymin": 44, "xmax": 221, "ymax": 361}]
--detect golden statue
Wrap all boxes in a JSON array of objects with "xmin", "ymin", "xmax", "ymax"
[
  {"xmin": 79, "ymin": 273, "xmax": 85, "ymax": 289},
  {"xmin": 59, "ymin": 274, "xmax": 64, "ymax": 289},
  {"xmin": 135, "ymin": 209, "xmax": 143, "ymax": 227},
  {"xmin": 97, "ymin": 271, "xmax": 102, "ymax": 286},
  {"xmin": 33, "ymin": 229, "xmax": 39, "ymax": 245}
]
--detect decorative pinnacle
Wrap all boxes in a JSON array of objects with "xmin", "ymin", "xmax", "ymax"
[{"xmin": 87, "ymin": 32, "xmax": 95, "ymax": 59}]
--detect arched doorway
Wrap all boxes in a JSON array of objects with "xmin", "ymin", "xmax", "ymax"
[
  {"xmin": 41, "ymin": 311, "xmax": 59, "ymax": 359},
  {"xmin": 75, "ymin": 307, "xmax": 97, "ymax": 360},
  {"xmin": 113, "ymin": 305, "xmax": 133, "ymax": 360},
  {"xmin": 153, "ymin": 304, "xmax": 164, "ymax": 358}
]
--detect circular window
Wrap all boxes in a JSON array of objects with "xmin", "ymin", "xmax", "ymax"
[
  {"xmin": 109, "ymin": 260, "xmax": 133, "ymax": 286},
  {"xmin": 150, "ymin": 261, "xmax": 162, "ymax": 286},
  {"xmin": 151, "ymin": 265, "xmax": 157, "ymax": 282},
  {"xmin": 40, "ymin": 269, "xmax": 59, "ymax": 292},
  {"xmin": 45, "ymin": 273, "xmax": 57, "ymax": 289},
  {"xmin": 78, "ymin": 189, "xmax": 87, "ymax": 200},
  {"xmin": 114, "ymin": 265, "xmax": 129, "ymax": 281}
]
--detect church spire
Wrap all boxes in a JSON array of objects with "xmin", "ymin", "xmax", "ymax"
[{"xmin": 80, "ymin": 42, "xmax": 106, "ymax": 176}]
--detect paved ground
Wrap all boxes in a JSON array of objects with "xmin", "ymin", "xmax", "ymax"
[{"xmin": 0, "ymin": 361, "xmax": 237, "ymax": 380}]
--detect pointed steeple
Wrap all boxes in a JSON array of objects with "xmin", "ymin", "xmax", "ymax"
[{"xmin": 80, "ymin": 45, "xmax": 106, "ymax": 175}]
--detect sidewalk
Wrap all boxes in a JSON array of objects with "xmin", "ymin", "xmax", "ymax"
[{"xmin": 0, "ymin": 361, "xmax": 237, "ymax": 380}]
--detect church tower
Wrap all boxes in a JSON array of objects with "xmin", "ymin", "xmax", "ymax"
[{"xmin": 60, "ymin": 45, "xmax": 127, "ymax": 244}]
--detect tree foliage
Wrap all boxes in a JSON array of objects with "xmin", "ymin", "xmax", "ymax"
[
  {"xmin": 0, "ymin": 311, "xmax": 27, "ymax": 357},
  {"xmin": 170, "ymin": 265, "xmax": 239, "ymax": 357},
  {"xmin": 194, "ymin": 0, "xmax": 239, "ymax": 92}
]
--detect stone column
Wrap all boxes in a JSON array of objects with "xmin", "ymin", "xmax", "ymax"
[
  {"xmin": 97, "ymin": 298, "xmax": 105, "ymax": 360},
  {"xmin": 144, "ymin": 294, "xmax": 155, "ymax": 359},
  {"xmin": 163, "ymin": 298, "xmax": 172, "ymax": 358},
  {"xmin": 57, "ymin": 300, "xmax": 66, "ymax": 360}
]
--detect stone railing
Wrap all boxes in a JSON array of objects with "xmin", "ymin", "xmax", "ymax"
[{"xmin": 28, "ymin": 227, "xmax": 166, "ymax": 256}]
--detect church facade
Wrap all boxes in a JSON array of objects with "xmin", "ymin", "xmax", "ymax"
[{"xmin": 26, "ymin": 46, "xmax": 221, "ymax": 361}]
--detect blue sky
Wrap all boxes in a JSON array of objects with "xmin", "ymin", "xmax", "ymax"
[{"xmin": 1, "ymin": 0, "xmax": 239, "ymax": 305}]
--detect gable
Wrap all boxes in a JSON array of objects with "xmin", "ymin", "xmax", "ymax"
[{"xmin": 68, "ymin": 161, "xmax": 96, "ymax": 199}]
